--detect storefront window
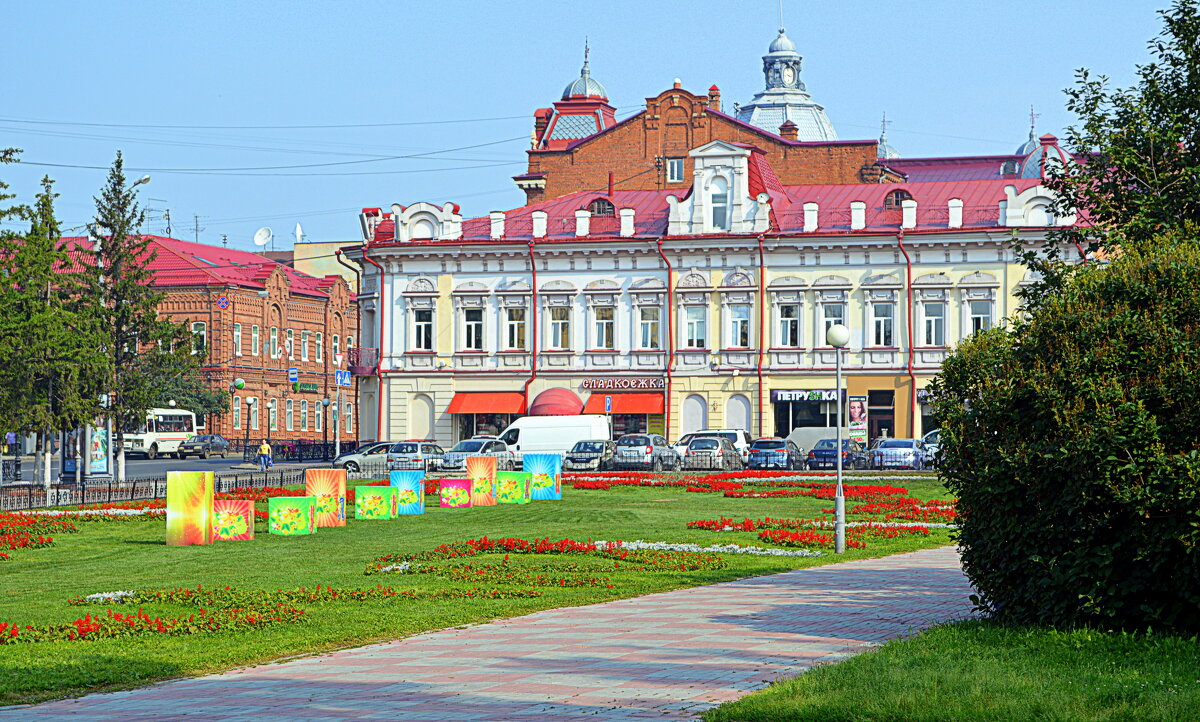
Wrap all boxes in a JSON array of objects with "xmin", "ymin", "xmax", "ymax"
[
  {"xmin": 611, "ymin": 413, "xmax": 648, "ymax": 436},
  {"xmin": 457, "ymin": 413, "xmax": 518, "ymax": 442}
]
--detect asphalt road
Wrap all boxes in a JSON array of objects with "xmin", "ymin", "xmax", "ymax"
[{"xmin": 12, "ymin": 454, "xmax": 336, "ymax": 482}]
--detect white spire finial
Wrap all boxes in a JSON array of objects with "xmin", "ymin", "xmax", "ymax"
[
  {"xmin": 779, "ymin": 0, "xmax": 785, "ymax": 31},
  {"xmin": 880, "ymin": 111, "xmax": 893, "ymax": 143},
  {"xmin": 1028, "ymin": 104, "xmax": 1040, "ymax": 138}
]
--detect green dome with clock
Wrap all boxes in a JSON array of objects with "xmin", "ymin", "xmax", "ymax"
[{"xmin": 736, "ymin": 27, "xmax": 838, "ymax": 142}]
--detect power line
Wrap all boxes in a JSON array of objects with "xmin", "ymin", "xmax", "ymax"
[{"xmin": 16, "ymin": 160, "xmax": 525, "ymax": 178}]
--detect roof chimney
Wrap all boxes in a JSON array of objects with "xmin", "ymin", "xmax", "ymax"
[
  {"xmin": 779, "ymin": 120, "xmax": 799, "ymax": 141},
  {"xmin": 533, "ymin": 108, "xmax": 552, "ymax": 144},
  {"xmin": 673, "ymin": 77, "xmax": 682, "ymax": 89},
  {"xmin": 708, "ymin": 85, "xmax": 721, "ymax": 113}
]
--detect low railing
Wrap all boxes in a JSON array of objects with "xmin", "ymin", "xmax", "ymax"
[
  {"xmin": 238, "ymin": 439, "xmax": 358, "ymax": 464},
  {"xmin": 1, "ymin": 459, "xmax": 20, "ymax": 483},
  {"xmin": 348, "ymin": 346, "xmax": 379, "ymax": 376}
]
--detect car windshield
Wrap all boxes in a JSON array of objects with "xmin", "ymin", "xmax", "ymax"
[
  {"xmin": 353, "ymin": 443, "xmax": 379, "ymax": 453},
  {"xmin": 752, "ymin": 440, "xmax": 786, "ymax": 449},
  {"xmin": 390, "ymin": 443, "xmax": 418, "ymax": 453},
  {"xmin": 881, "ymin": 440, "xmax": 915, "ymax": 448},
  {"xmin": 696, "ymin": 432, "xmax": 737, "ymax": 443},
  {"xmin": 184, "ymin": 436, "xmax": 202, "ymax": 443},
  {"xmin": 450, "ymin": 441, "xmax": 485, "ymax": 453},
  {"xmin": 689, "ymin": 438, "xmax": 720, "ymax": 450},
  {"xmin": 571, "ymin": 441, "xmax": 605, "ymax": 453},
  {"xmin": 617, "ymin": 436, "xmax": 650, "ymax": 446},
  {"xmin": 813, "ymin": 439, "xmax": 854, "ymax": 450}
]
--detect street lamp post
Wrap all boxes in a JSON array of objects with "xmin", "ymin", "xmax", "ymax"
[
  {"xmin": 243, "ymin": 397, "xmax": 256, "ymax": 459},
  {"xmin": 321, "ymin": 398, "xmax": 330, "ymax": 461},
  {"xmin": 826, "ymin": 323, "xmax": 851, "ymax": 554}
]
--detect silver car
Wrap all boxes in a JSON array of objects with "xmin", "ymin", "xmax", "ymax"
[
  {"xmin": 332, "ymin": 441, "xmax": 393, "ymax": 473},
  {"xmin": 386, "ymin": 441, "xmax": 445, "ymax": 472},
  {"xmin": 614, "ymin": 434, "xmax": 680, "ymax": 471},
  {"xmin": 438, "ymin": 439, "xmax": 516, "ymax": 472}
]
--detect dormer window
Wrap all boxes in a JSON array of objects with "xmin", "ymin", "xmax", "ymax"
[
  {"xmin": 667, "ymin": 158, "xmax": 685, "ymax": 183},
  {"xmin": 711, "ymin": 176, "xmax": 730, "ymax": 230},
  {"xmin": 884, "ymin": 189, "xmax": 913, "ymax": 210},
  {"xmin": 412, "ymin": 218, "xmax": 436, "ymax": 239},
  {"xmin": 1000, "ymin": 160, "xmax": 1019, "ymax": 175},
  {"xmin": 587, "ymin": 198, "xmax": 615, "ymax": 216}
]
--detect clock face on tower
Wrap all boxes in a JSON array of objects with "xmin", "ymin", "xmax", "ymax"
[{"xmin": 781, "ymin": 66, "xmax": 796, "ymax": 86}]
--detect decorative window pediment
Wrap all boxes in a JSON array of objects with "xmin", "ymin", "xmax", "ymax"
[{"xmin": 389, "ymin": 201, "xmax": 463, "ymax": 241}]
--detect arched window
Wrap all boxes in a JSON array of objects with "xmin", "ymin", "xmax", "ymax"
[
  {"xmin": 884, "ymin": 189, "xmax": 913, "ymax": 210},
  {"xmin": 412, "ymin": 218, "xmax": 436, "ymax": 239},
  {"xmin": 710, "ymin": 176, "xmax": 730, "ymax": 230},
  {"xmin": 587, "ymin": 198, "xmax": 615, "ymax": 216}
]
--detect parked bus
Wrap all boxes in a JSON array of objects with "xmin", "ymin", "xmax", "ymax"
[{"xmin": 122, "ymin": 408, "xmax": 198, "ymax": 459}]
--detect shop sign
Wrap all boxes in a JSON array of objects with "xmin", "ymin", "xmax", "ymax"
[
  {"xmin": 770, "ymin": 389, "xmax": 842, "ymax": 403},
  {"xmin": 581, "ymin": 378, "xmax": 665, "ymax": 390},
  {"xmin": 294, "ymin": 382, "xmax": 320, "ymax": 393}
]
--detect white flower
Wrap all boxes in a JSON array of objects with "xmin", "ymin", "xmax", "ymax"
[
  {"xmin": 82, "ymin": 590, "xmax": 136, "ymax": 603},
  {"xmin": 594, "ymin": 540, "xmax": 823, "ymax": 558}
]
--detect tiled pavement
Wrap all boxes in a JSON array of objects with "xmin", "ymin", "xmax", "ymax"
[{"xmin": 5, "ymin": 546, "xmax": 974, "ymax": 721}]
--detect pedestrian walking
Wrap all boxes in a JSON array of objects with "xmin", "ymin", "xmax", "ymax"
[{"xmin": 257, "ymin": 440, "xmax": 272, "ymax": 472}]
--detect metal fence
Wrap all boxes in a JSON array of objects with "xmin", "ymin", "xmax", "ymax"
[
  {"xmin": 1, "ymin": 459, "xmax": 20, "ymax": 484},
  {"xmin": 236, "ymin": 439, "xmax": 359, "ymax": 464}
]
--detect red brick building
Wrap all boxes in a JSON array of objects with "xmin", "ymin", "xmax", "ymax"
[{"xmin": 70, "ymin": 236, "xmax": 359, "ymax": 444}]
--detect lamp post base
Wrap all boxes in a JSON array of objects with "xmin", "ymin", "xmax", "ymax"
[{"xmin": 834, "ymin": 495, "xmax": 846, "ymax": 554}]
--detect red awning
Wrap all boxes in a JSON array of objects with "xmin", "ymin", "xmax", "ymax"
[
  {"xmin": 582, "ymin": 393, "xmax": 665, "ymax": 415},
  {"xmin": 445, "ymin": 392, "xmax": 527, "ymax": 414}
]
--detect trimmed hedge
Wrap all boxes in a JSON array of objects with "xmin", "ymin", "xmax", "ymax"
[{"xmin": 933, "ymin": 242, "xmax": 1200, "ymax": 632}]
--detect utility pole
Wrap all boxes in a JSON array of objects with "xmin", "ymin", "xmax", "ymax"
[{"xmin": 192, "ymin": 214, "xmax": 205, "ymax": 243}]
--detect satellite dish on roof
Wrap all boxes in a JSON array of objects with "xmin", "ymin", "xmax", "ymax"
[
  {"xmin": 294, "ymin": 222, "xmax": 305, "ymax": 244},
  {"xmin": 253, "ymin": 227, "xmax": 273, "ymax": 247}
]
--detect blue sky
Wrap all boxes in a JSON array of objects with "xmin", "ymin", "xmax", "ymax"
[{"xmin": 1, "ymin": 1, "xmax": 1164, "ymax": 251}]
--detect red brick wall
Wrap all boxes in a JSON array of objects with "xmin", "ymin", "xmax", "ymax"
[{"xmin": 522, "ymin": 86, "xmax": 889, "ymax": 204}]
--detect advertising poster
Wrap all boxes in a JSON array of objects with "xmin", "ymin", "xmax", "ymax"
[
  {"xmin": 88, "ymin": 427, "xmax": 110, "ymax": 474},
  {"xmin": 848, "ymin": 395, "xmax": 868, "ymax": 446}
]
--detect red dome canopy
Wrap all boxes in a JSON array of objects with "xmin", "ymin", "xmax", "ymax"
[{"xmin": 528, "ymin": 388, "xmax": 584, "ymax": 416}]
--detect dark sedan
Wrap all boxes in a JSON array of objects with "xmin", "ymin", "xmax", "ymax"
[
  {"xmin": 177, "ymin": 434, "xmax": 230, "ymax": 459},
  {"xmin": 806, "ymin": 438, "xmax": 868, "ymax": 470},
  {"xmin": 563, "ymin": 439, "xmax": 617, "ymax": 472},
  {"xmin": 747, "ymin": 437, "xmax": 804, "ymax": 470}
]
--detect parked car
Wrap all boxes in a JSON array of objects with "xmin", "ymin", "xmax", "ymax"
[
  {"xmin": 681, "ymin": 436, "xmax": 744, "ymax": 471},
  {"xmin": 921, "ymin": 429, "xmax": 941, "ymax": 468},
  {"xmin": 872, "ymin": 438, "xmax": 927, "ymax": 470},
  {"xmin": 387, "ymin": 440, "xmax": 445, "ymax": 472},
  {"xmin": 563, "ymin": 439, "xmax": 617, "ymax": 472},
  {"xmin": 176, "ymin": 434, "xmax": 230, "ymax": 459},
  {"xmin": 332, "ymin": 441, "xmax": 394, "ymax": 472},
  {"xmin": 672, "ymin": 429, "xmax": 754, "ymax": 463},
  {"xmin": 438, "ymin": 438, "xmax": 516, "ymax": 472},
  {"xmin": 747, "ymin": 437, "xmax": 804, "ymax": 470},
  {"xmin": 614, "ymin": 433, "xmax": 680, "ymax": 471},
  {"xmin": 806, "ymin": 438, "xmax": 869, "ymax": 470}
]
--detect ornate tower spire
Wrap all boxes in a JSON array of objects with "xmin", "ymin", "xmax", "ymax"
[{"xmin": 737, "ymin": 21, "xmax": 837, "ymax": 141}]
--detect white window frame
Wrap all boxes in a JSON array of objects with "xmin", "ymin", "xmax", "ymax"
[
  {"xmin": 301, "ymin": 330, "xmax": 310, "ymax": 360},
  {"xmin": 191, "ymin": 321, "xmax": 206, "ymax": 355},
  {"xmin": 270, "ymin": 327, "xmax": 279, "ymax": 358},
  {"xmin": 249, "ymin": 397, "xmax": 259, "ymax": 430},
  {"xmin": 549, "ymin": 307, "xmax": 571, "ymax": 350},
  {"xmin": 332, "ymin": 334, "xmax": 340, "ymax": 359},
  {"xmin": 463, "ymin": 308, "xmax": 484, "ymax": 351},
  {"xmin": 505, "ymin": 308, "xmax": 527, "ymax": 350},
  {"xmin": 413, "ymin": 309, "xmax": 434, "ymax": 351},
  {"xmin": 593, "ymin": 306, "xmax": 615, "ymax": 350},
  {"xmin": 727, "ymin": 304, "xmax": 751, "ymax": 349},
  {"xmin": 286, "ymin": 329, "xmax": 294, "ymax": 359},
  {"xmin": 251, "ymin": 325, "xmax": 260, "ymax": 356},
  {"xmin": 667, "ymin": 157, "xmax": 685, "ymax": 183},
  {"xmin": 233, "ymin": 323, "xmax": 242, "ymax": 356},
  {"xmin": 344, "ymin": 402, "xmax": 353, "ymax": 433},
  {"xmin": 638, "ymin": 306, "xmax": 661, "ymax": 349},
  {"xmin": 969, "ymin": 299, "xmax": 993, "ymax": 335},
  {"xmin": 821, "ymin": 303, "xmax": 846, "ymax": 341},
  {"xmin": 777, "ymin": 303, "xmax": 801, "ymax": 348},
  {"xmin": 872, "ymin": 302, "xmax": 895, "ymax": 347},
  {"xmin": 315, "ymin": 332, "xmax": 323, "ymax": 361},
  {"xmin": 923, "ymin": 301, "xmax": 946, "ymax": 346},
  {"xmin": 286, "ymin": 399, "xmax": 294, "ymax": 431},
  {"xmin": 346, "ymin": 335, "xmax": 354, "ymax": 352},
  {"xmin": 232, "ymin": 397, "xmax": 241, "ymax": 430},
  {"xmin": 301, "ymin": 400, "xmax": 308, "ymax": 432},
  {"xmin": 710, "ymin": 176, "xmax": 730, "ymax": 231},
  {"xmin": 268, "ymin": 399, "xmax": 278, "ymax": 431},
  {"xmin": 684, "ymin": 306, "xmax": 707, "ymax": 349},
  {"xmin": 315, "ymin": 402, "xmax": 323, "ymax": 432}
]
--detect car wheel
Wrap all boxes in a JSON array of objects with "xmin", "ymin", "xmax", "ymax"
[
  {"xmin": 147, "ymin": 444, "xmax": 158, "ymax": 460},
  {"xmin": 346, "ymin": 461, "xmax": 360, "ymax": 473},
  {"xmin": 199, "ymin": 449, "xmax": 209, "ymax": 460},
  {"xmin": 653, "ymin": 458, "xmax": 663, "ymax": 472}
]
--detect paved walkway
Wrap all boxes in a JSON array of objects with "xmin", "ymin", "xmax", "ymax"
[{"xmin": 8, "ymin": 546, "xmax": 973, "ymax": 721}]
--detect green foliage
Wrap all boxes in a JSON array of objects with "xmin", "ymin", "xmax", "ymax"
[
  {"xmin": 0, "ymin": 177, "xmax": 107, "ymax": 438},
  {"xmin": 933, "ymin": 238, "xmax": 1200, "ymax": 632},
  {"xmin": 1018, "ymin": 1, "xmax": 1200, "ymax": 309},
  {"xmin": 84, "ymin": 152, "xmax": 196, "ymax": 465},
  {"xmin": 151, "ymin": 370, "xmax": 230, "ymax": 418}
]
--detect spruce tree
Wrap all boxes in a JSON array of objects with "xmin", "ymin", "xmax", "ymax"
[{"xmin": 86, "ymin": 152, "xmax": 195, "ymax": 481}]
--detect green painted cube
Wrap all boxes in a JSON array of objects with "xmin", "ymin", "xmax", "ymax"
[
  {"xmin": 496, "ymin": 471, "xmax": 533, "ymax": 505},
  {"xmin": 355, "ymin": 485, "xmax": 397, "ymax": 520},
  {"xmin": 268, "ymin": 496, "xmax": 317, "ymax": 536}
]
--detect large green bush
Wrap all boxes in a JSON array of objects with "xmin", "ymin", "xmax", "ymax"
[{"xmin": 933, "ymin": 241, "xmax": 1200, "ymax": 632}]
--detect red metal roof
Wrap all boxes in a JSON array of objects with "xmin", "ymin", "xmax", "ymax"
[{"xmin": 61, "ymin": 235, "xmax": 342, "ymax": 298}]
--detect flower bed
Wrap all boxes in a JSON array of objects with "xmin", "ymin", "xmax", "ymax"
[
  {"xmin": 759, "ymin": 522, "xmax": 931, "ymax": 550},
  {"xmin": 845, "ymin": 497, "xmax": 957, "ymax": 523},
  {"xmin": 0, "ymin": 512, "xmax": 79, "ymax": 559}
]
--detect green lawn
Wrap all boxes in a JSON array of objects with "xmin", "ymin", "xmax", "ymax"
[
  {"xmin": 0, "ymin": 473, "xmax": 951, "ymax": 706},
  {"xmin": 703, "ymin": 619, "xmax": 1200, "ymax": 722}
]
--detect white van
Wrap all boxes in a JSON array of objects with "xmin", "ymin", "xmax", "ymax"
[{"xmin": 497, "ymin": 415, "xmax": 611, "ymax": 465}]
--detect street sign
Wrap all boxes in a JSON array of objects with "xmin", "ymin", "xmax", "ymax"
[
  {"xmin": 335, "ymin": 370, "xmax": 352, "ymax": 387},
  {"xmin": 216, "ymin": 296, "xmax": 229, "ymax": 309},
  {"xmin": 287, "ymin": 367, "xmax": 299, "ymax": 383},
  {"xmin": 605, "ymin": 395, "xmax": 612, "ymax": 413}
]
